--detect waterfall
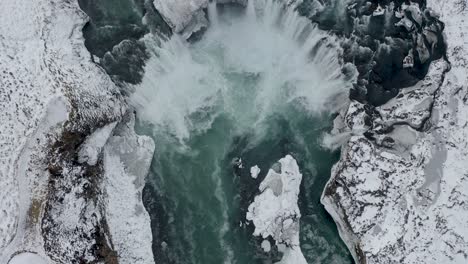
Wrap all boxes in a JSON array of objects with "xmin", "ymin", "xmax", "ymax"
[
  {"xmin": 247, "ymin": 0, "xmax": 256, "ymax": 21},
  {"xmin": 208, "ymin": 1, "xmax": 219, "ymax": 28},
  {"xmin": 132, "ymin": 2, "xmax": 356, "ymax": 262},
  {"xmin": 132, "ymin": 0, "xmax": 355, "ymax": 142}
]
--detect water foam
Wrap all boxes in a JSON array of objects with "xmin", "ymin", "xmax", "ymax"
[
  {"xmin": 134, "ymin": 1, "xmax": 356, "ymax": 263},
  {"xmin": 132, "ymin": 0, "xmax": 355, "ymax": 143}
]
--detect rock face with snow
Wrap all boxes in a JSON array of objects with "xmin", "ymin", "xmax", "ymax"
[
  {"xmin": 2, "ymin": 0, "xmax": 468, "ymax": 263},
  {"xmin": 322, "ymin": 1, "xmax": 468, "ymax": 263},
  {"xmin": 0, "ymin": 0, "xmax": 155, "ymax": 263},
  {"xmin": 250, "ymin": 165, "xmax": 261, "ymax": 179},
  {"xmin": 152, "ymin": 0, "xmax": 250, "ymax": 39},
  {"xmin": 247, "ymin": 155, "xmax": 307, "ymax": 264},
  {"xmin": 297, "ymin": 0, "xmax": 446, "ymax": 106},
  {"xmin": 153, "ymin": 0, "xmax": 209, "ymax": 39},
  {"xmin": 8, "ymin": 252, "xmax": 47, "ymax": 264},
  {"xmin": 103, "ymin": 113, "xmax": 155, "ymax": 264}
]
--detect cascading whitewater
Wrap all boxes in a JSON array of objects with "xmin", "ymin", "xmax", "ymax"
[
  {"xmin": 132, "ymin": 0, "xmax": 356, "ymax": 263},
  {"xmin": 131, "ymin": 0, "xmax": 355, "ymax": 142}
]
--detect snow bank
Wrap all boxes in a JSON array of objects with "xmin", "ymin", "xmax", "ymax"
[
  {"xmin": 8, "ymin": 253, "xmax": 47, "ymax": 264},
  {"xmin": 153, "ymin": 0, "xmax": 208, "ymax": 33},
  {"xmin": 0, "ymin": 0, "xmax": 126, "ymax": 262},
  {"xmin": 322, "ymin": 1, "xmax": 468, "ymax": 263},
  {"xmin": 250, "ymin": 165, "xmax": 261, "ymax": 179},
  {"xmin": 247, "ymin": 155, "xmax": 307, "ymax": 264},
  {"xmin": 78, "ymin": 122, "xmax": 118, "ymax": 166},
  {"xmin": 103, "ymin": 114, "xmax": 156, "ymax": 264}
]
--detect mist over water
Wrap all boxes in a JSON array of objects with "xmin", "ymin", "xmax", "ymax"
[{"xmin": 133, "ymin": 0, "xmax": 354, "ymax": 263}]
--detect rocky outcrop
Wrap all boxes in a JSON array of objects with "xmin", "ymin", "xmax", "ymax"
[
  {"xmin": 298, "ymin": 0, "xmax": 446, "ymax": 106},
  {"xmin": 247, "ymin": 155, "xmax": 308, "ymax": 264},
  {"xmin": 153, "ymin": 0, "xmax": 208, "ymax": 39},
  {"xmin": 103, "ymin": 113, "xmax": 155, "ymax": 264},
  {"xmin": 322, "ymin": 0, "xmax": 468, "ymax": 263},
  {"xmin": 152, "ymin": 0, "xmax": 252, "ymax": 40},
  {"xmin": 0, "ymin": 0, "xmax": 155, "ymax": 263}
]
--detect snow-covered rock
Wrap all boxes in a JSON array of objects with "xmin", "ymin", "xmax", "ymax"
[
  {"xmin": 78, "ymin": 122, "xmax": 118, "ymax": 166},
  {"xmin": 0, "ymin": 0, "xmax": 154, "ymax": 263},
  {"xmin": 322, "ymin": 0, "xmax": 468, "ymax": 263},
  {"xmin": 153, "ymin": 0, "xmax": 208, "ymax": 37},
  {"xmin": 152, "ymin": 0, "xmax": 254, "ymax": 39},
  {"xmin": 0, "ymin": 97, "xmax": 70, "ymax": 263},
  {"xmin": 375, "ymin": 60, "xmax": 448, "ymax": 130},
  {"xmin": 250, "ymin": 165, "xmax": 261, "ymax": 179},
  {"xmin": 103, "ymin": 114, "xmax": 155, "ymax": 264},
  {"xmin": 8, "ymin": 252, "xmax": 47, "ymax": 264},
  {"xmin": 247, "ymin": 155, "xmax": 307, "ymax": 264}
]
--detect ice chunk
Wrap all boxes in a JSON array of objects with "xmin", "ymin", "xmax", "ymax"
[
  {"xmin": 261, "ymin": 240, "xmax": 271, "ymax": 252},
  {"xmin": 246, "ymin": 155, "xmax": 307, "ymax": 264},
  {"xmin": 8, "ymin": 253, "xmax": 47, "ymax": 264},
  {"xmin": 250, "ymin": 165, "xmax": 261, "ymax": 179}
]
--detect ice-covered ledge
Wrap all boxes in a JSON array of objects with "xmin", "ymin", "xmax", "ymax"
[
  {"xmin": 153, "ymin": 0, "xmax": 208, "ymax": 33},
  {"xmin": 103, "ymin": 113, "xmax": 156, "ymax": 264},
  {"xmin": 152, "ymin": 0, "xmax": 270, "ymax": 39},
  {"xmin": 322, "ymin": 1, "xmax": 468, "ymax": 263},
  {"xmin": 0, "ymin": 0, "xmax": 155, "ymax": 263},
  {"xmin": 247, "ymin": 155, "xmax": 308, "ymax": 264}
]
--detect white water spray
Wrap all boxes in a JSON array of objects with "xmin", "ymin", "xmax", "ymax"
[
  {"xmin": 247, "ymin": 0, "xmax": 256, "ymax": 21},
  {"xmin": 208, "ymin": 1, "xmax": 219, "ymax": 28},
  {"xmin": 132, "ymin": 1, "xmax": 356, "ymax": 262},
  {"xmin": 132, "ymin": 0, "xmax": 355, "ymax": 142}
]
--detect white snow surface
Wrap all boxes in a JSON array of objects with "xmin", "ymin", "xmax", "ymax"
[
  {"xmin": 152, "ymin": 0, "xmax": 290, "ymax": 38},
  {"xmin": 8, "ymin": 252, "xmax": 47, "ymax": 264},
  {"xmin": 322, "ymin": 1, "xmax": 468, "ymax": 263},
  {"xmin": 0, "ymin": 97, "xmax": 69, "ymax": 263},
  {"xmin": 103, "ymin": 114, "xmax": 155, "ymax": 264},
  {"xmin": 250, "ymin": 165, "xmax": 261, "ymax": 179},
  {"xmin": 78, "ymin": 122, "xmax": 118, "ymax": 166},
  {"xmin": 0, "ymin": 0, "xmax": 154, "ymax": 263},
  {"xmin": 247, "ymin": 155, "xmax": 307, "ymax": 264},
  {"xmin": 153, "ymin": 0, "xmax": 208, "ymax": 33}
]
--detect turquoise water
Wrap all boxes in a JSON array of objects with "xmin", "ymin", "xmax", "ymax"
[
  {"xmin": 138, "ymin": 107, "xmax": 352, "ymax": 263},
  {"xmin": 135, "ymin": 1, "xmax": 353, "ymax": 263}
]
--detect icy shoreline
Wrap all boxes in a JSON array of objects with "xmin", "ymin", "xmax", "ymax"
[
  {"xmin": 247, "ymin": 155, "xmax": 308, "ymax": 264},
  {"xmin": 2, "ymin": 0, "xmax": 467, "ymax": 263},
  {"xmin": 322, "ymin": 0, "xmax": 468, "ymax": 263},
  {"xmin": 0, "ymin": 0, "xmax": 155, "ymax": 263}
]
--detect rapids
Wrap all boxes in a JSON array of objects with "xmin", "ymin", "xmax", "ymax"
[{"xmin": 132, "ymin": 0, "xmax": 355, "ymax": 263}]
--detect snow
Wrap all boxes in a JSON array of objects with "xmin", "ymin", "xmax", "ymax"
[
  {"xmin": 261, "ymin": 240, "xmax": 271, "ymax": 252},
  {"xmin": 153, "ymin": 0, "xmax": 208, "ymax": 34},
  {"xmin": 0, "ymin": 97, "xmax": 69, "ymax": 263},
  {"xmin": 151, "ymin": 0, "xmax": 300, "ymax": 39},
  {"xmin": 1, "ymin": 0, "xmax": 465, "ymax": 263},
  {"xmin": 375, "ymin": 60, "xmax": 448, "ymax": 130},
  {"xmin": 78, "ymin": 122, "xmax": 118, "ymax": 166},
  {"xmin": 0, "ymin": 0, "xmax": 62, "ymax": 251},
  {"xmin": 103, "ymin": 114, "xmax": 155, "ymax": 264},
  {"xmin": 250, "ymin": 165, "xmax": 261, "ymax": 179},
  {"xmin": 8, "ymin": 252, "xmax": 47, "ymax": 264},
  {"xmin": 0, "ymin": 0, "xmax": 148, "ymax": 263},
  {"xmin": 276, "ymin": 246, "xmax": 308, "ymax": 264},
  {"xmin": 246, "ymin": 155, "xmax": 307, "ymax": 264},
  {"xmin": 322, "ymin": 1, "xmax": 468, "ymax": 263}
]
